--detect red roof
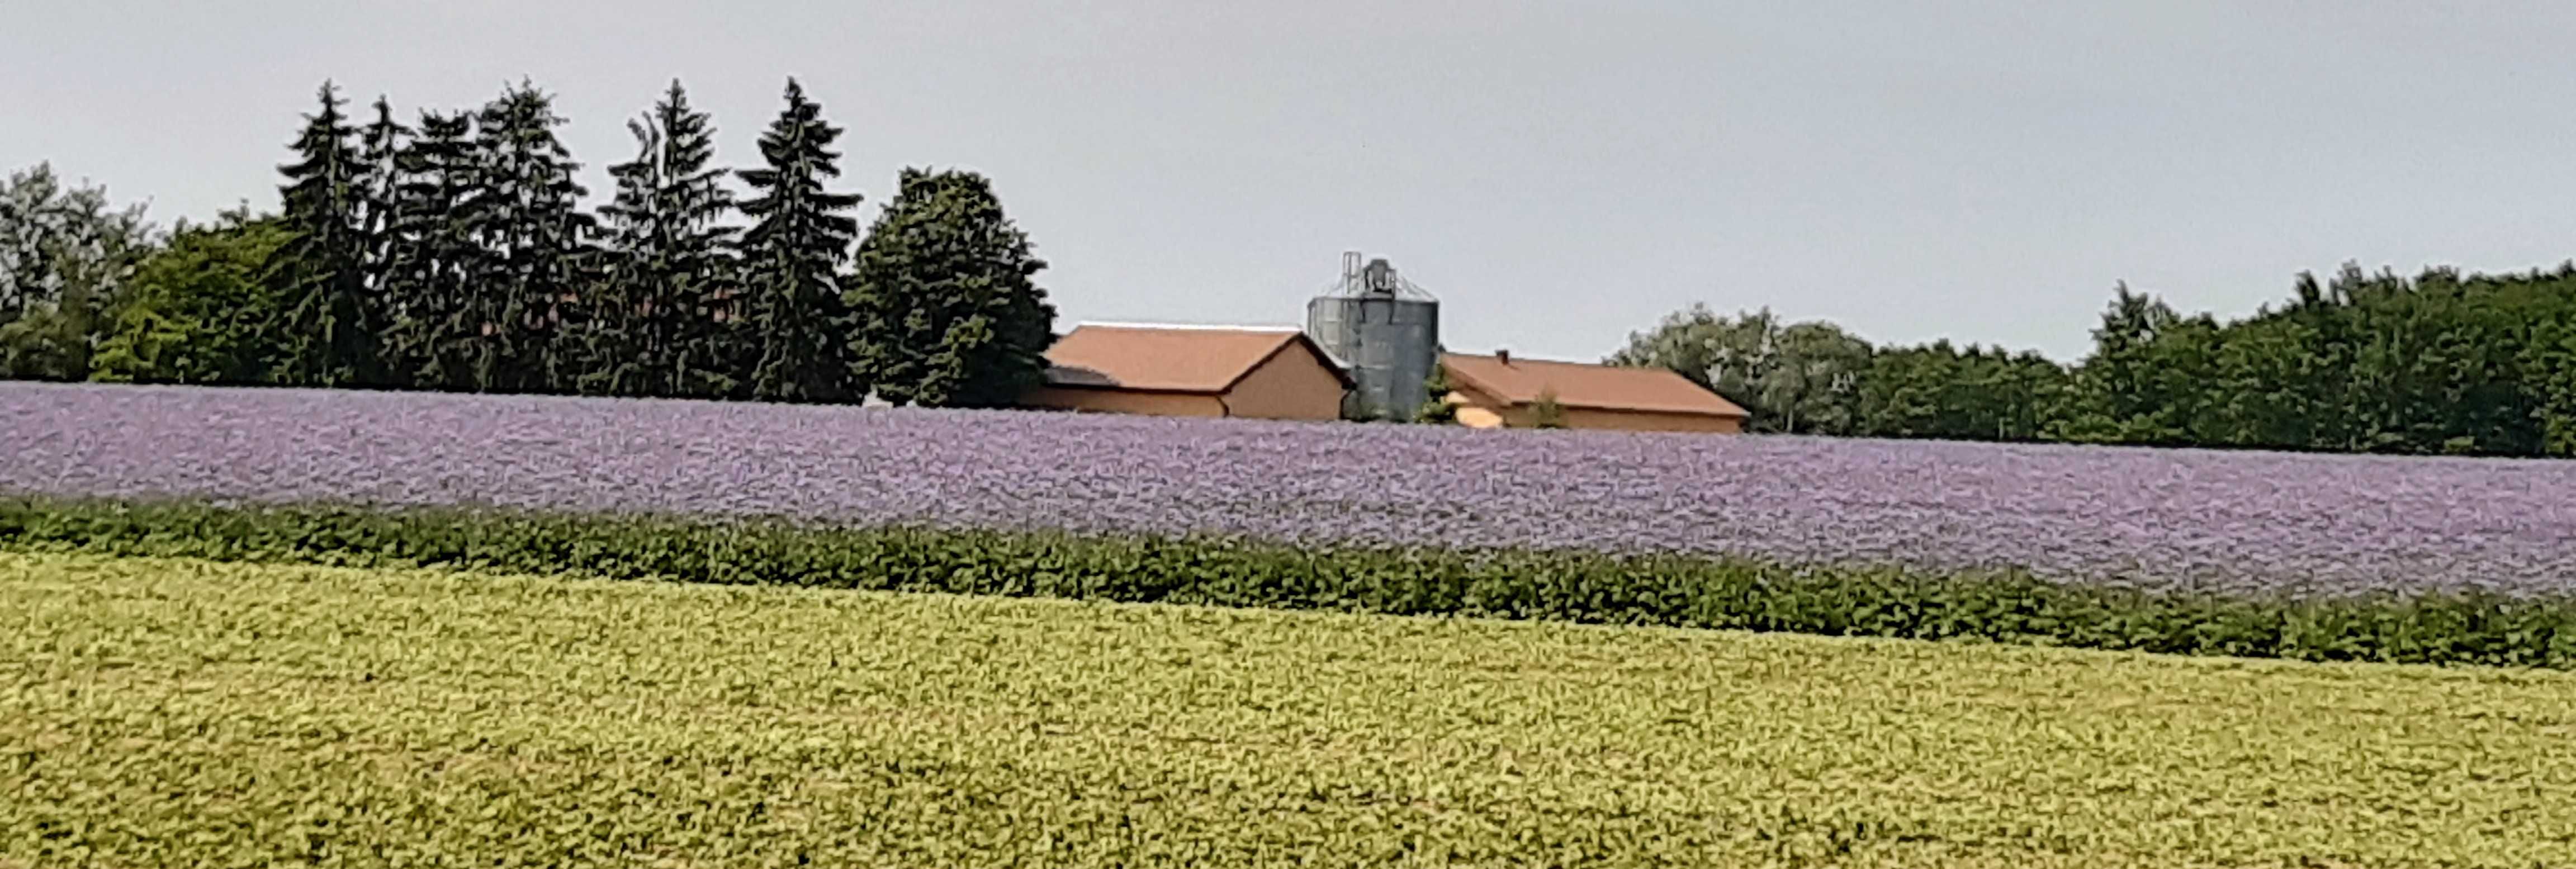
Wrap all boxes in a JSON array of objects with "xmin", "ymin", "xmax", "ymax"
[
  {"xmin": 1044, "ymin": 325, "xmax": 1353, "ymax": 393},
  {"xmin": 1442, "ymin": 353, "xmax": 1748, "ymax": 417}
]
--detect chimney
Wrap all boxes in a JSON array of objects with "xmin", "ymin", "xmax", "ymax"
[{"xmin": 1496, "ymin": 349, "xmax": 1510, "ymax": 365}]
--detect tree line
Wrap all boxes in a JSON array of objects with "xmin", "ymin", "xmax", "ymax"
[
  {"xmin": 20, "ymin": 79, "xmax": 2576, "ymax": 455},
  {"xmin": 1, "ymin": 78, "xmax": 1055, "ymax": 407},
  {"xmin": 1616, "ymin": 263, "xmax": 2576, "ymax": 457}
]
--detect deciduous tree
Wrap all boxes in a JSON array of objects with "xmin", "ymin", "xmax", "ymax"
[
  {"xmin": 0, "ymin": 163, "xmax": 155, "ymax": 380},
  {"xmin": 849, "ymin": 168, "xmax": 1056, "ymax": 408},
  {"xmin": 1608, "ymin": 305, "xmax": 1868, "ymax": 434},
  {"xmin": 92, "ymin": 210, "xmax": 290, "ymax": 384}
]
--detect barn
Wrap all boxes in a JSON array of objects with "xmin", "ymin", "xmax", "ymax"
[
  {"xmin": 1021, "ymin": 324, "xmax": 1354, "ymax": 421},
  {"xmin": 1440, "ymin": 351, "xmax": 1749, "ymax": 433}
]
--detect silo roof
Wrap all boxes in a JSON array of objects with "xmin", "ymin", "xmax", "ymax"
[{"xmin": 1043, "ymin": 324, "xmax": 1355, "ymax": 393}]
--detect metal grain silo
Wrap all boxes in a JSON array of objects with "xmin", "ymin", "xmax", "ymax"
[{"xmin": 1306, "ymin": 251, "xmax": 1440, "ymax": 421}]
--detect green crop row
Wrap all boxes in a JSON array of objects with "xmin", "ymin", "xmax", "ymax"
[
  {"xmin": 9, "ymin": 552, "xmax": 2576, "ymax": 867},
  {"xmin": 4, "ymin": 497, "xmax": 2574, "ymax": 668}
]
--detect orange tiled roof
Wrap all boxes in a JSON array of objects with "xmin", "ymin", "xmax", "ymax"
[
  {"xmin": 1441, "ymin": 353, "xmax": 1748, "ymax": 417},
  {"xmin": 1044, "ymin": 324, "xmax": 1352, "ymax": 393}
]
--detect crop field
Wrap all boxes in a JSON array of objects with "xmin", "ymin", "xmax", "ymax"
[
  {"xmin": 14, "ymin": 382, "xmax": 2576, "ymax": 668},
  {"xmin": 12, "ymin": 382, "xmax": 2576, "ymax": 596},
  {"xmin": 6, "ymin": 552, "xmax": 2575, "ymax": 867}
]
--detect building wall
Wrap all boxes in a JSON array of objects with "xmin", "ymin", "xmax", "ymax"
[
  {"xmin": 1445, "ymin": 388, "xmax": 1743, "ymax": 433},
  {"xmin": 1453, "ymin": 403, "xmax": 1508, "ymax": 429},
  {"xmin": 1220, "ymin": 345, "xmax": 1349, "ymax": 420},
  {"xmin": 1447, "ymin": 386, "xmax": 1510, "ymax": 429},
  {"xmin": 1021, "ymin": 387, "xmax": 1227, "ymax": 417},
  {"xmin": 1560, "ymin": 407, "xmax": 1745, "ymax": 433}
]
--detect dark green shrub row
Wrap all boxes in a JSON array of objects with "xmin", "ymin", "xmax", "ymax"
[{"xmin": 4, "ymin": 497, "xmax": 2572, "ymax": 668}]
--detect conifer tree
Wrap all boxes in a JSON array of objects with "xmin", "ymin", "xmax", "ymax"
[
  {"xmin": 354, "ymin": 97, "xmax": 409, "ymax": 382},
  {"xmin": 590, "ymin": 80, "xmax": 737, "ymax": 398},
  {"xmin": 735, "ymin": 79, "xmax": 860, "ymax": 403},
  {"xmin": 271, "ymin": 81, "xmax": 382, "ymax": 386},
  {"xmin": 384, "ymin": 110, "xmax": 485, "ymax": 389},
  {"xmin": 848, "ymin": 168, "xmax": 1055, "ymax": 408},
  {"xmin": 470, "ymin": 80, "xmax": 594, "ymax": 392}
]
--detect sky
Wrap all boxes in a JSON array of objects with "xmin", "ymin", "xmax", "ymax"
[{"xmin": 9, "ymin": 1, "xmax": 2576, "ymax": 363}]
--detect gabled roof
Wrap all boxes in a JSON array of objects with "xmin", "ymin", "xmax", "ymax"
[
  {"xmin": 1044, "ymin": 324, "xmax": 1354, "ymax": 393},
  {"xmin": 1441, "ymin": 353, "xmax": 1749, "ymax": 418}
]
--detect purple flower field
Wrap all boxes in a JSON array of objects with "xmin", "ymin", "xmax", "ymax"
[{"xmin": 8, "ymin": 382, "xmax": 2576, "ymax": 596}]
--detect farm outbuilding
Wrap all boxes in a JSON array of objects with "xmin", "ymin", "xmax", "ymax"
[
  {"xmin": 1307, "ymin": 253, "xmax": 1440, "ymax": 421},
  {"xmin": 1440, "ymin": 351, "xmax": 1750, "ymax": 433},
  {"xmin": 1022, "ymin": 324, "xmax": 1354, "ymax": 421}
]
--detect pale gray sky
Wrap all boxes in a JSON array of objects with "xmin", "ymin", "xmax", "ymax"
[{"xmin": 8, "ymin": 1, "xmax": 2574, "ymax": 362}]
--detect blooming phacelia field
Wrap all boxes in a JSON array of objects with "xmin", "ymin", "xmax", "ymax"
[{"xmin": 8, "ymin": 382, "xmax": 2575, "ymax": 596}]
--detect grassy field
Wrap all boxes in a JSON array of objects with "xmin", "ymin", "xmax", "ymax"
[{"xmin": 4, "ymin": 553, "xmax": 2575, "ymax": 867}]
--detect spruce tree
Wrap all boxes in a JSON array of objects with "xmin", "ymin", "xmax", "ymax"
[
  {"xmin": 354, "ymin": 97, "xmax": 409, "ymax": 383},
  {"xmin": 385, "ymin": 110, "xmax": 485, "ymax": 390},
  {"xmin": 849, "ymin": 168, "xmax": 1055, "ymax": 408},
  {"xmin": 735, "ymin": 79, "xmax": 860, "ymax": 403},
  {"xmin": 470, "ymin": 80, "xmax": 594, "ymax": 393},
  {"xmin": 590, "ymin": 80, "xmax": 737, "ymax": 398},
  {"xmin": 271, "ymin": 81, "xmax": 382, "ymax": 386}
]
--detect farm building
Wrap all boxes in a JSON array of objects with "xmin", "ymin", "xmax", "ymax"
[
  {"xmin": 1439, "ymin": 350, "xmax": 1750, "ymax": 433},
  {"xmin": 1020, "ymin": 253, "xmax": 1750, "ymax": 432},
  {"xmin": 1021, "ymin": 324, "xmax": 1354, "ymax": 421}
]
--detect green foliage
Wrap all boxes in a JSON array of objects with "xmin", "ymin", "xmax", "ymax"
[
  {"xmin": 850, "ymin": 168, "xmax": 1057, "ymax": 408},
  {"xmin": 380, "ymin": 110, "xmax": 486, "ymax": 391},
  {"xmin": 7, "ymin": 497, "xmax": 2572, "ymax": 669},
  {"xmin": 1855, "ymin": 340, "xmax": 2067, "ymax": 441},
  {"xmin": 469, "ymin": 81, "xmax": 596, "ymax": 393},
  {"xmin": 354, "ymin": 97, "xmax": 407, "ymax": 348},
  {"xmin": 270, "ymin": 82, "xmax": 385, "ymax": 388},
  {"xmin": 1623, "ymin": 263, "xmax": 2576, "ymax": 456},
  {"xmin": 1609, "ymin": 306, "xmax": 1871, "ymax": 434},
  {"xmin": 0, "ymin": 305, "xmax": 87, "ymax": 380},
  {"xmin": 1413, "ymin": 364, "xmax": 1459, "ymax": 423},
  {"xmin": 2529, "ymin": 313, "xmax": 2576, "ymax": 456},
  {"xmin": 1530, "ymin": 388, "xmax": 1568, "ymax": 429},
  {"xmin": 90, "ymin": 211, "xmax": 290, "ymax": 383},
  {"xmin": 0, "ymin": 163, "xmax": 155, "ymax": 380},
  {"xmin": 16, "ymin": 78, "xmax": 1057, "ymax": 411},
  {"xmin": 735, "ymin": 79, "xmax": 861, "ymax": 403},
  {"xmin": 8, "ymin": 549, "xmax": 2576, "ymax": 866},
  {"xmin": 584, "ymin": 80, "xmax": 740, "ymax": 399},
  {"xmin": 2051, "ymin": 265, "xmax": 2576, "ymax": 455}
]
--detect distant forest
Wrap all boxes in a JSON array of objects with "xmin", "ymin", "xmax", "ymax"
[
  {"xmin": 0, "ymin": 78, "xmax": 1056, "ymax": 408},
  {"xmin": 1616, "ymin": 265, "xmax": 2576, "ymax": 457},
  {"xmin": 13, "ymin": 80, "xmax": 2576, "ymax": 456}
]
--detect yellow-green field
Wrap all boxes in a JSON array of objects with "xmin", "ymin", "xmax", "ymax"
[{"xmin": 5, "ymin": 553, "xmax": 2574, "ymax": 867}]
